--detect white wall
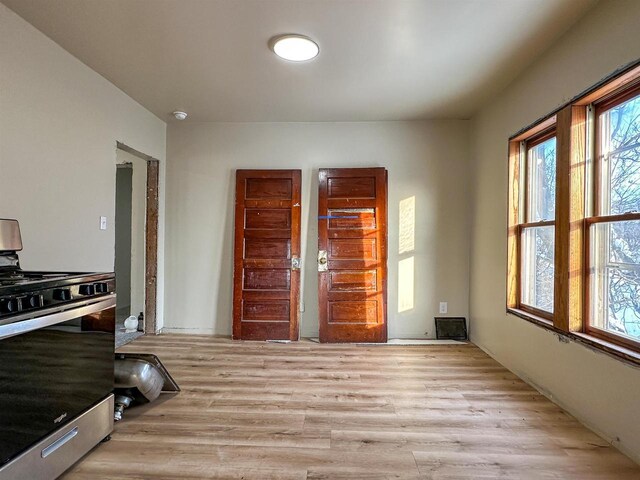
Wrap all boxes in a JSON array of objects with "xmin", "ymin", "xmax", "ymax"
[
  {"xmin": 469, "ymin": 0, "xmax": 640, "ymax": 464},
  {"xmin": 0, "ymin": 4, "xmax": 167, "ymax": 330},
  {"xmin": 165, "ymin": 121, "xmax": 471, "ymax": 337}
]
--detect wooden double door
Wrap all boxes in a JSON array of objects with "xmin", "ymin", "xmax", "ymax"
[{"xmin": 233, "ymin": 168, "xmax": 387, "ymax": 342}]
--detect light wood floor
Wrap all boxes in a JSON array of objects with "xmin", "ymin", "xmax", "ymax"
[{"xmin": 62, "ymin": 335, "xmax": 640, "ymax": 479}]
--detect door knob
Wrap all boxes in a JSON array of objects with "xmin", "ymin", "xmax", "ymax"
[{"xmin": 317, "ymin": 250, "xmax": 328, "ymax": 272}]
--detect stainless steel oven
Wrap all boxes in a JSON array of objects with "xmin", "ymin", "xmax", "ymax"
[{"xmin": 0, "ymin": 219, "xmax": 115, "ymax": 479}]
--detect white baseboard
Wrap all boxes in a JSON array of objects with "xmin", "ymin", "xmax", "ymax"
[
  {"xmin": 308, "ymin": 338, "xmax": 465, "ymax": 345},
  {"xmin": 161, "ymin": 327, "xmax": 220, "ymax": 335}
]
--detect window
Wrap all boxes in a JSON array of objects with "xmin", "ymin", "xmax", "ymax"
[
  {"xmin": 507, "ymin": 62, "xmax": 640, "ymax": 361},
  {"xmin": 520, "ymin": 131, "xmax": 556, "ymax": 317},
  {"xmin": 587, "ymin": 86, "xmax": 640, "ymax": 348}
]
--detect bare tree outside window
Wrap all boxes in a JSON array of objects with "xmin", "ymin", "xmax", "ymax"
[
  {"xmin": 522, "ymin": 137, "xmax": 556, "ymax": 313},
  {"xmin": 592, "ymin": 94, "xmax": 640, "ymax": 341}
]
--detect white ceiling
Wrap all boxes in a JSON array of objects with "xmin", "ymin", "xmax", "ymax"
[{"xmin": 2, "ymin": 0, "xmax": 597, "ymax": 122}]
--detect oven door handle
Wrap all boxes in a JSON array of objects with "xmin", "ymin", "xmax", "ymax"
[{"xmin": 0, "ymin": 295, "xmax": 116, "ymax": 340}]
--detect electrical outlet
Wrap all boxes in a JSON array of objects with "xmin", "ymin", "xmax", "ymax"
[
  {"xmin": 439, "ymin": 302, "xmax": 448, "ymax": 314},
  {"xmin": 100, "ymin": 216, "xmax": 107, "ymax": 230},
  {"xmin": 300, "ymin": 302, "xmax": 305, "ymax": 312}
]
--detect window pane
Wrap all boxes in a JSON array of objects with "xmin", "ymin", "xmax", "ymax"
[
  {"xmin": 590, "ymin": 220, "xmax": 640, "ymax": 342},
  {"xmin": 527, "ymin": 137, "xmax": 556, "ymax": 222},
  {"xmin": 521, "ymin": 226, "xmax": 555, "ymax": 313},
  {"xmin": 599, "ymin": 94, "xmax": 640, "ymax": 215}
]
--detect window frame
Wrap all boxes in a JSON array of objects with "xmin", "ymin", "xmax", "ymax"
[
  {"xmin": 584, "ymin": 215, "xmax": 640, "ymax": 351},
  {"xmin": 583, "ymin": 84, "xmax": 640, "ymax": 351},
  {"xmin": 519, "ymin": 127, "xmax": 557, "ymax": 321},
  {"xmin": 507, "ymin": 118, "xmax": 557, "ymax": 326},
  {"xmin": 593, "ymin": 82, "xmax": 640, "ymax": 216},
  {"xmin": 506, "ymin": 61, "xmax": 640, "ymax": 364}
]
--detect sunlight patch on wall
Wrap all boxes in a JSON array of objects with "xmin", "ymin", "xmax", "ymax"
[
  {"xmin": 398, "ymin": 256, "xmax": 415, "ymax": 313},
  {"xmin": 398, "ymin": 196, "xmax": 416, "ymax": 313},
  {"xmin": 399, "ymin": 196, "xmax": 415, "ymax": 254}
]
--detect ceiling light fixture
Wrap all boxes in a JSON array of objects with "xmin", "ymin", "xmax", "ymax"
[
  {"xmin": 270, "ymin": 34, "xmax": 319, "ymax": 62},
  {"xmin": 173, "ymin": 111, "xmax": 188, "ymax": 120}
]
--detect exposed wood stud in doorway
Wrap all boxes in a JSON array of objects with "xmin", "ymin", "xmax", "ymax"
[{"xmin": 145, "ymin": 160, "xmax": 159, "ymax": 334}]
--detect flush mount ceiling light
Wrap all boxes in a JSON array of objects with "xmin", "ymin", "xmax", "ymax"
[
  {"xmin": 270, "ymin": 34, "xmax": 319, "ymax": 62},
  {"xmin": 172, "ymin": 111, "xmax": 188, "ymax": 120}
]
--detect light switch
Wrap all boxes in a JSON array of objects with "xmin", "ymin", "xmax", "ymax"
[{"xmin": 100, "ymin": 216, "xmax": 107, "ymax": 230}]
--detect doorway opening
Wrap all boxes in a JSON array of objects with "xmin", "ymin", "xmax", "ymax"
[{"xmin": 114, "ymin": 142, "xmax": 160, "ymax": 341}]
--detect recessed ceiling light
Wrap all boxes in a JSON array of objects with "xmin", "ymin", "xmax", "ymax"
[{"xmin": 271, "ymin": 35, "xmax": 319, "ymax": 62}]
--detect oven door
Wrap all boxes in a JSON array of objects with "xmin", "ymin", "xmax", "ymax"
[{"xmin": 0, "ymin": 295, "xmax": 115, "ymax": 467}]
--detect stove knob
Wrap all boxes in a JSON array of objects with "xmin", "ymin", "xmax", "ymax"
[
  {"xmin": 94, "ymin": 282, "xmax": 108, "ymax": 294},
  {"xmin": 24, "ymin": 294, "xmax": 44, "ymax": 309},
  {"xmin": 79, "ymin": 284, "xmax": 95, "ymax": 296},
  {"xmin": 0, "ymin": 298, "xmax": 20, "ymax": 314},
  {"xmin": 53, "ymin": 288, "xmax": 72, "ymax": 301}
]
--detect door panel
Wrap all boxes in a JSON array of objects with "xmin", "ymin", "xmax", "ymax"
[
  {"xmin": 328, "ymin": 209, "xmax": 377, "ymax": 230},
  {"xmin": 233, "ymin": 170, "xmax": 301, "ymax": 341},
  {"xmin": 327, "ymin": 176, "xmax": 376, "ymax": 197},
  {"xmin": 330, "ymin": 301, "xmax": 379, "ymax": 323},
  {"xmin": 329, "ymin": 270, "xmax": 377, "ymax": 291},
  {"xmin": 318, "ymin": 167, "xmax": 388, "ymax": 343},
  {"xmin": 244, "ymin": 239, "xmax": 290, "ymax": 259},
  {"xmin": 329, "ymin": 238, "xmax": 377, "ymax": 259},
  {"xmin": 245, "ymin": 209, "xmax": 291, "ymax": 229},
  {"xmin": 246, "ymin": 178, "xmax": 292, "ymax": 198}
]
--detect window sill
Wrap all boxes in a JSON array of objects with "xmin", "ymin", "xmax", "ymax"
[
  {"xmin": 506, "ymin": 308, "xmax": 640, "ymax": 367},
  {"xmin": 507, "ymin": 308, "xmax": 554, "ymax": 329},
  {"xmin": 571, "ymin": 332, "xmax": 640, "ymax": 366}
]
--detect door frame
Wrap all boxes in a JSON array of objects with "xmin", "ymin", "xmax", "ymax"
[{"xmin": 116, "ymin": 142, "xmax": 159, "ymax": 334}]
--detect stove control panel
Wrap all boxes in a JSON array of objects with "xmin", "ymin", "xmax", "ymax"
[
  {"xmin": 0, "ymin": 295, "xmax": 45, "ymax": 314},
  {"xmin": 53, "ymin": 288, "xmax": 72, "ymax": 301},
  {"xmin": 23, "ymin": 294, "xmax": 43, "ymax": 309},
  {"xmin": 0, "ymin": 298, "xmax": 20, "ymax": 314},
  {"xmin": 0, "ymin": 279, "xmax": 115, "ymax": 318},
  {"xmin": 78, "ymin": 284, "xmax": 96, "ymax": 296}
]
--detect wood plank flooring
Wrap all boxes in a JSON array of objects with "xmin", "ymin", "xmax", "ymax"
[{"xmin": 62, "ymin": 335, "xmax": 640, "ymax": 479}]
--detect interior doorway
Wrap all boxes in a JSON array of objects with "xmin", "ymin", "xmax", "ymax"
[
  {"xmin": 115, "ymin": 152, "xmax": 146, "ymax": 341},
  {"xmin": 114, "ymin": 142, "xmax": 160, "ymax": 336}
]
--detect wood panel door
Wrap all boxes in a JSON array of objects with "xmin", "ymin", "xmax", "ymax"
[
  {"xmin": 233, "ymin": 170, "xmax": 301, "ymax": 341},
  {"xmin": 318, "ymin": 167, "xmax": 388, "ymax": 343}
]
